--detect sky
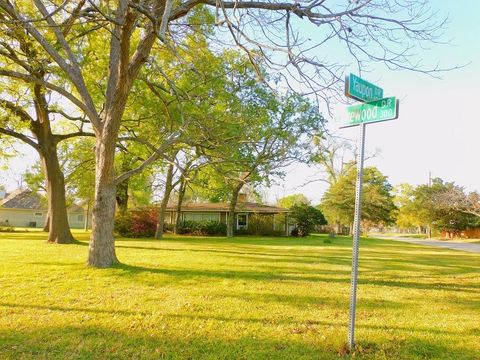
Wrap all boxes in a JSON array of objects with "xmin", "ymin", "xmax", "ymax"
[
  {"xmin": 2, "ymin": 1, "xmax": 480, "ymax": 205},
  {"xmin": 268, "ymin": 1, "xmax": 480, "ymax": 204}
]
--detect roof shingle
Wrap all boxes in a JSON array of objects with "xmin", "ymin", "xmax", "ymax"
[{"xmin": 0, "ymin": 189, "xmax": 45, "ymax": 210}]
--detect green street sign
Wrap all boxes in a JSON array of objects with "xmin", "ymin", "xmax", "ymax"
[
  {"xmin": 343, "ymin": 97, "xmax": 399, "ymax": 128},
  {"xmin": 345, "ymin": 73, "xmax": 383, "ymax": 102}
]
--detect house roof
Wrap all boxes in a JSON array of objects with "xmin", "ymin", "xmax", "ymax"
[
  {"xmin": 0, "ymin": 189, "xmax": 45, "ymax": 210},
  {"xmin": 0, "ymin": 189, "xmax": 84, "ymax": 213},
  {"xmin": 166, "ymin": 201, "xmax": 288, "ymax": 213}
]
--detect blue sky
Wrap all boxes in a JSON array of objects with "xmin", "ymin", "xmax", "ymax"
[
  {"xmin": 2, "ymin": 2, "xmax": 479, "ymax": 205},
  {"xmin": 269, "ymin": 1, "xmax": 480, "ymax": 203}
]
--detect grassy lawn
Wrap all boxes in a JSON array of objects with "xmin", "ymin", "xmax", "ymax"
[
  {"xmin": 0, "ymin": 231, "xmax": 479, "ymax": 359},
  {"xmin": 369, "ymin": 232, "xmax": 480, "ymax": 243},
  {"xmin": 368, "ymin": 233, "xmax": 428, "ymax": 239}
]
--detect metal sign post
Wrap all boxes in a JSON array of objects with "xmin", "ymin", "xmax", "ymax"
[
  {"xmin": 347, "ymin": 121, "xmax": 366, "ymax": 349},
  {"xmin": 342, "ymin": 73, "xmax": 399, "ymax": 350}
]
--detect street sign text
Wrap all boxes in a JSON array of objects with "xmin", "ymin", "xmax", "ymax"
[
  {"xmin": 345, "ymin": 73, "xmax": 384, "ymax": 102},
  {"xmin": 345, "ymin": 97, "xmax": 399, "ymax": 127}
]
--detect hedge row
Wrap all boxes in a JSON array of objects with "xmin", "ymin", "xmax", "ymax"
[{"xmin": 176, "ymin": 220, "xmax": 227, "ymax": 236}]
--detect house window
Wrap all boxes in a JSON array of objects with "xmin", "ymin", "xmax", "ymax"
[
  {"xmin": 77, "ymin": 214, "xmax": 84, "ymax": 222},
  {"xmin": 34, "ymin": 212, "xmax": 43, "ymax": 217},
  {"xmin": 237, "ymin": 214, "xmax": 247, "ymax": 230}
]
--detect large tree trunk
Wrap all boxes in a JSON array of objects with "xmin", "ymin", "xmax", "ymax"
[
  {"xmin": 335, "ymin": 221, "xmax": 341, "ymax": 235},
  {"xmin": 43, "ymin": 212, "xmax": 50, "ymax": 232},
  {"xmin": 174, "ymin": 178, "xmax": 187, "ymax": 234},
  {"xmin": 33, "ymin": 83, "xmax": 74, "ymax": 244},
  {"xmin": 87, "ymin": 3, "xmax": 160, "ymax": 267},
  {"xmin": 41, "ymin": 148, "xmax": 75, "ymax": 244},
  {"xmin": 227, "ymin": 184, "xmax": 243, "ymax": 238},
  {"xmin": 155, "ymin": 162, "xmax": 175, "ymax": 239},
  {"xmin": 88, "ymin": 134, "xmax": 119, "ymax": 267}
]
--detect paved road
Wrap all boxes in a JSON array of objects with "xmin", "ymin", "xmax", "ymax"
[{"xmin": 377, "ymin": 236, "xmax": 480, "ymax": 254}]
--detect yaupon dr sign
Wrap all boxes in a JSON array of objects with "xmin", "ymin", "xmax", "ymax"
[
  {"xmin": 345, "ymin": 73, "xmax": 384, "ymax": 102},
  {"xmin": 342, "ymin": 74, "xmax": 400, "ymax": 350}
]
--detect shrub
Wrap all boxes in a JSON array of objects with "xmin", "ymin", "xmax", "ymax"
[
  {"xmin": 177, "ymin": 220, "xmax": 226, "ymax": 236},
  {"xmin": 115, "ymin": 208, "xmax": 158, "ymax": 238},
  {"xmin": 0, "ymin": 226, "xmax": 15, "ymax": 233},
  {"xmin": 202, "ymin": 221, "xmax": 227, "ymax": 236},
  {"xmin": 247, "ymin": 214, "xmax": 276, "ymax": 236},
  {"xmin": 290, "ymin": 204, "xmax": 327, "ymax": 237},
  {"xmin": 290, "ymin": 227, "xmax": 299, "ymax": 237}
]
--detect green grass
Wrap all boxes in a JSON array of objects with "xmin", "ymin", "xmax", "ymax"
[
  {"xmin": 368, "ymin": 233, "xmax": 428, "ymax": 239},
  {"xmin": 0, "ymin": 231, "xmax": 479, "ymax": 359},
  {"xmin": 368, "ymin": 232, "xmax": 480, "ymax": 243}
]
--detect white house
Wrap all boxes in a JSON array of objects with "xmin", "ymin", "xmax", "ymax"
[
  {"xmin": 164, "ymin": 194, "xmax": 291, "ymax": 234},
  {"xmin": 0, "ymin": 189, "xmax": 90, "ymax": 229}
]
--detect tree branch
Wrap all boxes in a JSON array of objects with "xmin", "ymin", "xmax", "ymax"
[
  {"xmin": 169, "ymin": 0, "xmax": 368, "ymax": 21},
  {"xmin": 0, "ymin": 99, "xmax": 35, "ymax": 123},
  {"xmin": 0, "ymin": 0, "xmax": 101, "ymax": 128},
  {"xmin": 55, "ymin": 131, "xmax": 95, "ymax": 143},
  {"xmin": 0, "ymin": 126, "xmax": 39, "ymax": 150},
  {"xmin": 0, "ymin": 69, "xmax": 95, "ymax": 122},
  {"xmin": 114, "ymin": 130, "xmax": 183, "ymax": 185}
]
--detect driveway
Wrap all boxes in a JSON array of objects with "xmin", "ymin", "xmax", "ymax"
[{"xmin": 376, "ymin": 236, "xmax": 480, "ymax": 254}]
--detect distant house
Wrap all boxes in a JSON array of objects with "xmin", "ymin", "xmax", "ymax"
[
  {"xmin": 165, "ymin": 194, "xmax": 291, "ymax": 234},
  {"xmin": 0, "ymin": 189, "xmax": 89, "ymax": 229}
]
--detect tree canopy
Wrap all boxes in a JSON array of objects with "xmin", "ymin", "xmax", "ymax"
[
  {"xmin": 321, "ymin": 166, "xmax": 396, "ymax": 230},
  {"xmin": 0, "ymin": 0, "xmax": 451, "ymax": 267}
]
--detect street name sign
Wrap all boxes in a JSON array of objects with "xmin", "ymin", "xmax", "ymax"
[
  {"xmin": 341, "ymin": 75, "xmax": 400, "ymax": 350},
  {"xmin": 345, "ymin": 73, "xmax": 383, "ymax": 102},
  {"xmin": 342, "ymin": 97, "xmax": 399, "ymax": 128}
]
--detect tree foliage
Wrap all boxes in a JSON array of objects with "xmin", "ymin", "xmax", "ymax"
[
  {"xmin": 321, "ymin": 166, "xmax": 396, "ymax": 229},
  {"xmin": 290, "ymin": 203, "xmax": 327, "ymax": 237},
  {"xmin": 277, "ymin": 194, "xmax": 310, "ymax": 209},
  {"xmin": 397, "ymin": 179, "xmax": 480, "ymax": 234}
]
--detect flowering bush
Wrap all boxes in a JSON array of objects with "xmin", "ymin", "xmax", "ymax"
[{"xmin": 115, "ymin": 208, "xmax": 158, "ymax": 238}]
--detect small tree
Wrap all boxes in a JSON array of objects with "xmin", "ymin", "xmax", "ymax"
[
  {"xmin": 277, "ymin": 194, "xmax": 310, "ymax": 209},
  {"xmin": 321, "ymin": 166, "xmax": 396, "ymax": 234},
  {"xmin": 290, "ymin": 203, "xmax": 327, "ymax": 237}
]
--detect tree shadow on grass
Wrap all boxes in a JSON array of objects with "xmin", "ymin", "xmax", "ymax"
[
  {"xmin": 116, "ymin": 233, "xmax": 355, "ymax": 248},
  {"xmin": 0, "ymin": 325, "xmax": 331, "ymax": 360},
  {"xmin": 0, "ymin": 324, "xmax": 478, "ymax": 360},
  {"xmin": 115, "ymin": 237, "xmax": 480, "ymax": 276},
  {"xmin": 0, "ymin": 301, "xmax": 473, "ymax": 339},
  {"xmin": 111, "ymin": 263, "xmax": 479, "ymax": 294},
  {"xmin": 115, "ymin": 244, "xmax": 329, "ymax": 263}
]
